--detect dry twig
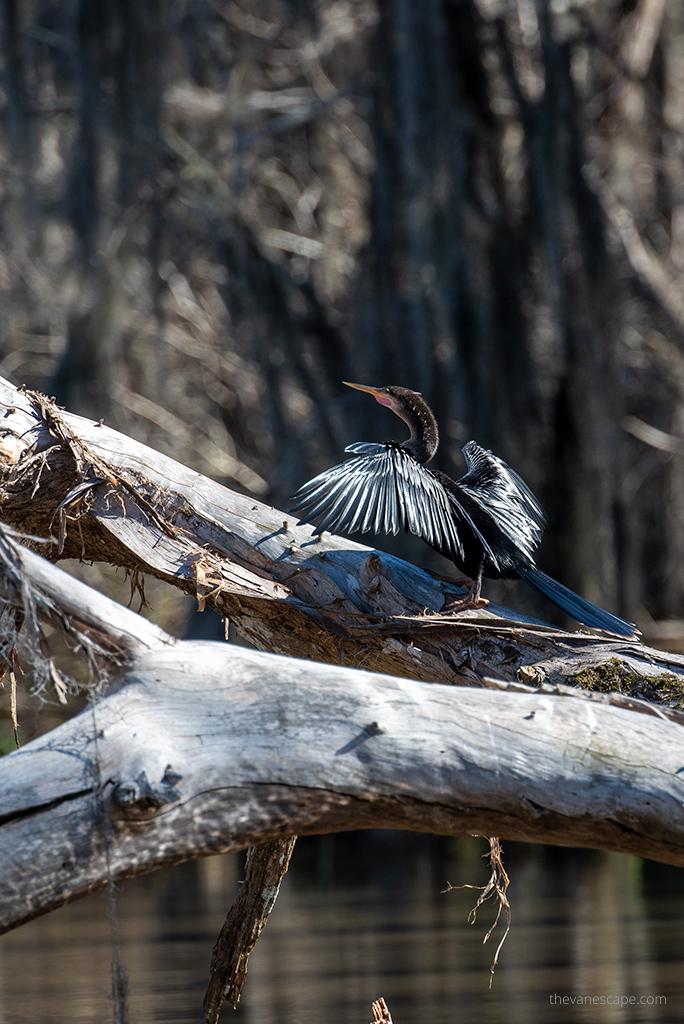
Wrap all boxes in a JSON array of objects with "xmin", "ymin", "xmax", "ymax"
[{"xmin": 370, "ymin": 997, "xmax": 393, "ymax": 1023}]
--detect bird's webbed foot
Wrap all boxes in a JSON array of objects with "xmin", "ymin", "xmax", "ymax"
[
  {"xmin": 441, "ymin": 591, "xmax": 490, "ymax": 613},
  {"xmin": 441, "ymin": 561, "xmax": 488, "ymax": 613}
]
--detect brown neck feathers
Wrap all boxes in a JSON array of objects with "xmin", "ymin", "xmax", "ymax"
[{"xmin": 386, "ymin": 387, "xmax": 439, "ymax": 464}]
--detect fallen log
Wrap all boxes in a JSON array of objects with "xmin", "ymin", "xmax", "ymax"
[
  {"xmin": 0, "ymin": 375, "xmax": 681, "ymax": 694},
  {"xmin": 1, "ymin": 543, "xmax": 684, "ymax": 941}
]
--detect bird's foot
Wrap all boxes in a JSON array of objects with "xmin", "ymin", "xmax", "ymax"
[
  {"xmin": 442, "ymin": 592, "xmax": 490, "ymax": 613},
  {"xmin": 441, "ymin": 560, "xmax": 487, "ymax": 613}
]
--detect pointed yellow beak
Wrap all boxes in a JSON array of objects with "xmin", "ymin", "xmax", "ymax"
[
  {"xmin": 343, "ymin": 381, "xmax": 394, "ymax": 409},
  {"xmin": 343, "ymin": 381, "xmax": 385, "ymax": 397}
]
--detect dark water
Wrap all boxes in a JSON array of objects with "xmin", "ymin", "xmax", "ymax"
[{"xmin": 2, "ymin": 834, "xmax": 683, "ymax": 1024}]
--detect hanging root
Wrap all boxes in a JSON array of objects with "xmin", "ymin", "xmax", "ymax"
[{"xmin": 443, "ymin": 836, "xmax": 511, "ymax": 987}]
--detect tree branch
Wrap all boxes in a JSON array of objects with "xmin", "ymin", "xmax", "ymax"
[
  {"xmin": 203, "ymin": 837, "xmax": 297, "ymax": 1021},
  {"xmin": 1, "ymin": 376, "xmax": 684, "ymax": 1017}
]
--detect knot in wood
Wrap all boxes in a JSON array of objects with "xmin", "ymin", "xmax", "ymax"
[
  {"xmin": 519, "ymin": 663, "xmax": 546, "ymax": 686},
  {"xmin": 112, "ymin": 768, "xmax": 182, "ymax": 819},
  {"xmin": 363, "ymin": 552, "xmax": 383, "ymax": 576},
  {"xmin": 0, "ymin": 431, "xmax": 29, "ymax": 465},
  {"xmin": 361, "ymin": 552, "xmax": 385, "ymax": 594}
]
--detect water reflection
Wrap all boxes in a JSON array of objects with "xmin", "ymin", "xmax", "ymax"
[{"xmin": 1, "ymin": 834, "xmax": 683, "ymax": 1024}]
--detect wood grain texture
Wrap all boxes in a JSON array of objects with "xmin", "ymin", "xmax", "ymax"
[
  {"xmin": 2, "ymin": 637, "xmax": 684, "ymax": 936},
  {"xmin": 1, "ymin": 376, "xmax": 684, "ymax": 946}
]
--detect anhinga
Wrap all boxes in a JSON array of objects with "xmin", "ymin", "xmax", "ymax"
[{"xmin": 291, "ymin": 382, "xmax": 638, "ymax": 639}]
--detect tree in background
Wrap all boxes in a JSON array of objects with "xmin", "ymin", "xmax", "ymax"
[{"xmin": 1, "ymin": 0, "xmax": 682, "ymax": 632}]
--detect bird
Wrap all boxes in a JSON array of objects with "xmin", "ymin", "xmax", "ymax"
[{"xmin": 290, "ymin": 382, "xmax": 639, "ymax": 639}]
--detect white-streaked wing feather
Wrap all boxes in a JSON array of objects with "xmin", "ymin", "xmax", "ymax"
[
  {"xmin": 291, "ymin": 442, "xmax": 464, "ymax": 561},
  {"xmin": 456, "ymin": 441, "xmax": 546, "ymax": 562}
]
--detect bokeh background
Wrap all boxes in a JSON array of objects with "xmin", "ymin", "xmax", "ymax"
[
  {"xmin": 4, "ymin": 0, "xmax": 684, "ymax": 636},
  {"xmin": 3, "ymin": 1, "xmax": 684, "ymax": 1021}
]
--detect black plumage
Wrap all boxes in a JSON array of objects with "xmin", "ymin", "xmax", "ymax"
[{"xmin": 291, "ymin": 383, "xmax": 639, "ymax": 639}]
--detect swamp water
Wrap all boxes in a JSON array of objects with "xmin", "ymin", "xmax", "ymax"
[{"xmin": 1, "ymin": 834, "xmax": 683, "ymax": 1024}]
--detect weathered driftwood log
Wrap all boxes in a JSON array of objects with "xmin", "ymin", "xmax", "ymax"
[
  {"xmin": 0, "ymin": 375, "xmax": 682, "ymax": 696},
  {"xmin": 2, "ymin": 542, "xmax": 684, "ymax": 943}
]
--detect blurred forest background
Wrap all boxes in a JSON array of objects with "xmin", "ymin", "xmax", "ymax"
[{"xmin": 2, "ymin": 0, "xmax": 684, "ymax": 645}]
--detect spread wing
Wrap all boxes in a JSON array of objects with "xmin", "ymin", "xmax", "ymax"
[
  {"xmin": 291, "ymin": 442, "xmax": 465, "ymax": 561},
  {"xmin": 453, "ymin": 441, "xmax": 546, "ymax": 564}
]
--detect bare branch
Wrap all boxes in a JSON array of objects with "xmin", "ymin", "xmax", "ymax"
[{"xmin": 203, "ymin": 837, "xmax": 297, "ymax": 1022}]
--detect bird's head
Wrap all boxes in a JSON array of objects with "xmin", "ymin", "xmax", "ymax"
[{"xmin": 343, "ymin": 382, "xmax": 438, "ymax": 462}]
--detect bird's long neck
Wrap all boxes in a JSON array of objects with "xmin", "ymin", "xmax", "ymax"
[{"xmin": 393, "ymin": 391, "xmax": 439, "ymax": 464}]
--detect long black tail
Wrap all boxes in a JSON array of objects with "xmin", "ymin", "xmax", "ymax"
[{"xmin": 518, "ymin": 566, "xmax": 639, "ymax": 639}]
